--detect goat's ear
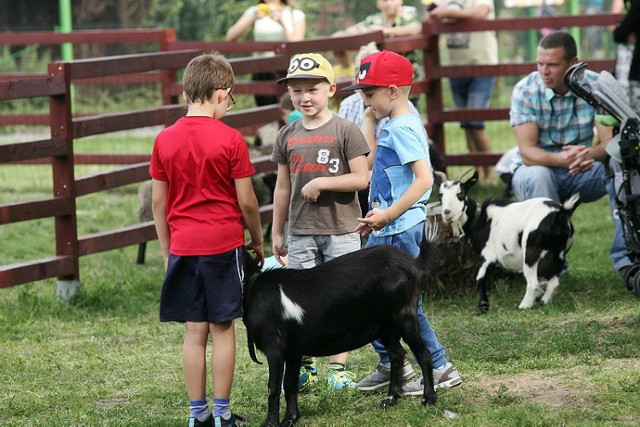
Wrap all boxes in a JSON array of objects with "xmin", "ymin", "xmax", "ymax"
[
  {"xmin": 243, "ymin": 251, "xmax": 262, "ymax": 277},
  {"xmin": 462, "ymin": 170, "xmax": 479, "ymax": 192},
  {"xmin": 433, "ymin": 170, "xmax": 448, "ymax": 186}
]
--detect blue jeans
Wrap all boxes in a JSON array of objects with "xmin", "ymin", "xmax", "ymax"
[
  {"xmin": 365, "ymin": 221, "xmax": 448, "ymax": 369},
  {"xmin": 511, "ymin": 163, "xmax": 630, "ymax": 270},
  {"xmin": 449, "ymin": 76, "xmax": 496, "ymax": 129}
]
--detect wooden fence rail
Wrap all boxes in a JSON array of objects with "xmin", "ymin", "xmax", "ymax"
[{"xmin": 0, "ymin": 12, "xmax": 626, "ymax": 289}]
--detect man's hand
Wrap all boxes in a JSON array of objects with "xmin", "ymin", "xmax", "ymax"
[{"xmin": 563, "ymin": 145, "xmax": 594, "ymax": 175}]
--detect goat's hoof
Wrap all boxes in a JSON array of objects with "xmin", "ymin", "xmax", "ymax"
[
  {"xmin": 279, "ymin": 420, "xmax": 296, "ymax": 427},
  {"xmin": 380, "ymin": 395, "xmax": 398, "ymax": 409},
  {"xmin": 476, "ymin": 303, "xmax": 490, "ymax": 315},
  {"xmin": 422, "ymin": 392, "xmax": 437, "ymax": 406}
]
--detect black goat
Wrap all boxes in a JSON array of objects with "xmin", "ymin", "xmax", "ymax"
[{"xmin": 243, "ymin": 233, "xmax": 438, "ymax": 426}]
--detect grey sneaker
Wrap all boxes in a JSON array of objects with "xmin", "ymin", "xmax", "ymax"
[
  {"xmin": 357, "ymin": 361, "xmax": 415, "ymax": 391},
  {"xmin": 401, "ymin": 362, "xmax": 462, "ymax": 396}
]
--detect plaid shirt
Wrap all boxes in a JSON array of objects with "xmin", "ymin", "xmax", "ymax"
[
  {"xmin": 338, "ymin": 92, "xmax": 420, "ymax": 138},
  {"xmin": 510, "ymin": 69, "xmax": 598, "ymax": 170}
]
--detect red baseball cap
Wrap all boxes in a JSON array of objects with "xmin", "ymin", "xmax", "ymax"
[{"xmin": 342, "ymin": 50, "xmax": 413, "ymax": 91}]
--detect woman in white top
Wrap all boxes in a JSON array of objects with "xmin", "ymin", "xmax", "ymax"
[{"xmin": 226, "ymin": 0, "xmax": 306, "ymax": 106}]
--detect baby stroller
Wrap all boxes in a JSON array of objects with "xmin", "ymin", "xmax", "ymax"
[{"xmin": 565, "ymin": 62, "xmax": 640, "ymax": 298}]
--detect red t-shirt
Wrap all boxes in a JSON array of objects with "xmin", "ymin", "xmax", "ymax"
[{"xmin": 149, "ymin": 116, "xmax": 256, "ymax": 256}]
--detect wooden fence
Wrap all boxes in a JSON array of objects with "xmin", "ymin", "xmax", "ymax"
[{"xmin": 0, "ymin": 12, "xmax": 625, "ymax": 289}]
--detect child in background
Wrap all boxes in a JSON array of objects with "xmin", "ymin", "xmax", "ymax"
[
  {"xmin": 271, "ymin": 52, "xmax": 370, "ymax": 390},
  {"xmin": 330, "ymin": 50, "xmax": 354, "ymax": 111},
  {"xmin": 150, "ymin": 52, "xmax": 264, "ymax": 427},
  {"xmin": 342, "ymin": 50, "xmax": 462, "ymax": 394}
]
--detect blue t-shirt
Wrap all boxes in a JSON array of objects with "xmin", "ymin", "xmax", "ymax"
[{"xmin": 369, "ymin": 113, "xmax": 432, "ymax": 237}]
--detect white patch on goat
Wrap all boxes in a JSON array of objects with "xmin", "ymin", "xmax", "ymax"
[{"xmin": 279, "ymin": 286, "xmax": 305, "ymax": 325}]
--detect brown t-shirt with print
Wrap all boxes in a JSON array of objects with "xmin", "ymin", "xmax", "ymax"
[{"xmin": 272, "ymin": 115, "xmax": 370, "ymax": 235}]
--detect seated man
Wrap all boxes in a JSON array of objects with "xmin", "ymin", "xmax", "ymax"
[{"xmin": 510, "ymin": 30, "xmax": 631, "ymax": 278}]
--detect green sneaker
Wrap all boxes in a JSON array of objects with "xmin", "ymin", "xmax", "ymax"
[
  {"xmin": 327, "ymin": 369, "xmax": 357, "ymax": 390},
  {"xmin": 298, "ymin": 357, "xmax": 318, "ymax": 390}
]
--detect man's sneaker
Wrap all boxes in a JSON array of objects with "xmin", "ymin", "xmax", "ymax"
[
  {"xmin": 327, "ymin": 369, "xmax": 357, "ymax": 390},
  {"xmin": 357, "ymin": 361, "xmax": 416, "ymax": 391},
  {"xmin": 401, "ymin": 362, "xmax": 463, "ymax": 396},
  {"xmin": 298, "ymin": 357, "xmax": 318, "ymax": 390},
  {"xmin": 212, "ymin": 413, "xmax": 245, "ymax": 427}
]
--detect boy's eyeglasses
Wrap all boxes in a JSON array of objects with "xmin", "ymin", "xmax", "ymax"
[{"xmin": 226, "ymin": 93, "xmax": 236, "ymax": 112}]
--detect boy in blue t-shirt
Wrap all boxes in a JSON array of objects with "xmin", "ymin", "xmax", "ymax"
[{"xmin": 343, "ymin": 50, "xmax": 462, "ymax": 394}]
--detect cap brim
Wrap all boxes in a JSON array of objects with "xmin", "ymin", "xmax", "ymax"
[
  {"xmin": 276, "ymin": 75, "xmax": 331, "ymax": 85},
  {"xmin": 341, "ymin": 83, "xmax": 377, "ymax": 91}
]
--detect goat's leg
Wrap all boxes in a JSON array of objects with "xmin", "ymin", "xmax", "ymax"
[
  {"xmin": 281, "ymin": 354, "xmax": 302, "ymax": 427},
  {"xmin": 264, "ymin": 355, "xmax": 284, "ymax": 427},
  {"xmin": 379, "ymin": 336, "xmax": 405, "ymax": 409},
  {"xmin": 519, "ymin": 262, "xmax": 542, "ymax": 309},
  {"xmin": 475, "ymin": 259, "xmax": 494, "ymax": 314},
  {"xmin": 402, "ymin": 315, "xmax": 436, "ymax": 406},
  {"xmin": 540, "ymin": 275, "xmax": 560, "ymax": 305}
]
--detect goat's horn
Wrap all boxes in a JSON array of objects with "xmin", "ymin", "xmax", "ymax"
[
  {"xmin": 454, "ymin": 167, "xmax": 475, "ymax": 182},
  {"xmin": 434, "ymin": 170, "xmax": 448, "ymax": 184}
]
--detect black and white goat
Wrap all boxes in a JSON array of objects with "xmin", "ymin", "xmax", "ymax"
[
  {"xmin": 242, "ymin": 229, "xmax": 438, "ymax": 427},
  {"xmin": 435, "ymin": 169, "xmax": 579, "ymax": 313}
]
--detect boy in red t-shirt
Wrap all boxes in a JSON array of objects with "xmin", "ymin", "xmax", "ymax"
[{"xmin": 150, "ymin": 52, "xmax": 263, "ymax": 427}]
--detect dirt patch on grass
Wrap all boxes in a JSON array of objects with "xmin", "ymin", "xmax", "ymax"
[{"xmin": 473, "ymin": 359, "xmax": 640, "ymax": 409}]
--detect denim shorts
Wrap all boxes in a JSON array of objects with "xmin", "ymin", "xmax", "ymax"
[
  {"xmin": 449, "ymin": 76, "xmax": 496, "ymax": 129},
  {"xmin": 287, "ymin": 233, "xmax": 361, "ymax": 269},
  {"xmin": 160, "ymin": 247, "xmax": 245, "ymax": 324}
]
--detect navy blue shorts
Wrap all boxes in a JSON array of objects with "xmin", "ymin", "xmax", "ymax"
[{"xmin": 160, "ymin": 247, "xmax": 245, "ymax": 324}]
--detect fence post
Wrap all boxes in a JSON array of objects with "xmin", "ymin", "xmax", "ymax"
[
  {"xmin": 48, "ymin": 61, "xmax": 81, "ymax": 301},
  {"xmin": 422, "ymin": 21, "xmax": 446, "ymax": 166},
  {"xmin": 160, "ymin": 29, "xmax": 179, "ymax": 106}
]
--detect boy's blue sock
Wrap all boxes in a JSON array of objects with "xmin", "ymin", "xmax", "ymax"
[
  {"xmin": 213, "ymin": 397, "xmax": 231, "ymax": 419},
  {"xmin": 189, "ymin": 399, "xmax": 211, "ymax": 422}
]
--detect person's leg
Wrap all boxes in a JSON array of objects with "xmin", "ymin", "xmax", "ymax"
[
  {"xmin": 554, "ymin": 163, "xmax": 628, "ymax": 270},
  {"xmin": 604, "ymin": 161, "xmax": 632, "ymax": 271},
  {"xmin": 323, "ymin": 233, "xmax": 362, "ymax": 388},
  {"xmin": 367, "ymin": 224, "xmax": 449, "ymax": 367},
  {"xmin": 450, "ymin": 78, "xmax": 483, "ymax": 175},
  {"xmin": 286, "ymin": 235, "xmax": 323, "ymax": 389},
  {"xmin": 210, "ymin": 320, "xmax": 235, "ymax": 420},
  {"xmin": 512, "ymin": 164, "xmax": 560, "ymax": 201},
  {"xmin": 465, "ymin": 128, "xmax": 493, "ymax": 181},
  {"xmin": 556, "ymin": 162, "xmax": 608, "ymax": 203},
  {"xmin": 183, "ymin": 321, "xmax": 212, "ymax": 422},
  {"xmin": 465, "ymin": 77, "xmax": 497, "ymax": 181}
]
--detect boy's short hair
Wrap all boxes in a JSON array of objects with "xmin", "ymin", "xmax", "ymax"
[
  {"xmin": 276, "ymin": 53, "xmax": 335, "ymax": 85},
  {"xmin": 279, "ymin": 92, "xmax": 294, "ymax": 111},
  {"xmin": 342, "ymin": 50, "xmax": 413, "ymax": 91},
  {"xmin": 183, "ymin": 52, "xmax": 235, "ymax": 104}
]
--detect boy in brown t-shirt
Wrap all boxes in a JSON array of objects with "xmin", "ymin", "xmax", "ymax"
[{"xmin": 271, "ymin": 53, "xmax": 370, "ymax": 390}]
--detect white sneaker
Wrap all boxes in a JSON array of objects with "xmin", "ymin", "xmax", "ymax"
[{"xmin": 401, "ymin": 362, "xmax": 462, "ymax": 395}]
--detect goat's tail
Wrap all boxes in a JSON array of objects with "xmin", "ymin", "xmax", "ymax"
[
  {"xmin": 417, "ymin": 219, "xmax": 439, "ymax": 273},
  {"xmin": 562, "ymin": 193, "xmax": 581, "ymax": 213},
  {"xmin": 246, "ymin": 330, "xmax": 263, "ymax": 365}
]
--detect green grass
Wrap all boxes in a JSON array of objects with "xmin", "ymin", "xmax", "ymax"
[{"xmin": 2, "ymin": 133, "xmax": 640, "ymax": 426}]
